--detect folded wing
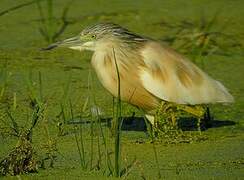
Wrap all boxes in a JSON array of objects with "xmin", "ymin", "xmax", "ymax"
[{"xmin": 139, "ymin": 41, "xmax": 234, "ymax": 105}]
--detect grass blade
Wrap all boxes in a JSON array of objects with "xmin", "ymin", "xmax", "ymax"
[{"xmin": 113, "ymin": 47, "xmax": 123, "ymax": 177}]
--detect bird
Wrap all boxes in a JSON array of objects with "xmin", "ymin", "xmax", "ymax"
[{"xmin": 43, "ymin": 23, "xmax": 234, "ymax": 125}]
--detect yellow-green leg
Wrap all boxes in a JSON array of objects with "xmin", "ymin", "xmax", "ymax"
[
  {"xmin": 176, "ymin": 104, "xmax": 206, "ymax": 132},
  {"xmin": 156, "ymin": 101, "xmax": 207, "ymax": 132}
]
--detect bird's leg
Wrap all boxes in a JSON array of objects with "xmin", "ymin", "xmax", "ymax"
[
  {"xmin": 197, "ymin": 117, "xmax": 201, "ymax": 133},
  {"xmin": 154, "ymin": 102, "xmax": 210, "ymax": 137},
  {"xmin": 157, "ymin": 102, "xmax": 208, "ymax": 131},
  {"xmin": 155, "ymin": 101, "xmax": 180, "ymax": 133},
  {"xmin": 176, "ymin": 104, "xmax": 205, "ymax": 118},
  {"xmin": 160, "ymin": 101, "xmax": 180, "ymax": 126},
  {"xmin": 176, "ymin": 104, "xmax": 206, "ymax": 131},
  {"xmin": 145, "ymin": 114, "xmax": 156, "ymax": 126},
  {"xmin": 203, "ymin": 106, "xmax": 212, "ymax": 129}
]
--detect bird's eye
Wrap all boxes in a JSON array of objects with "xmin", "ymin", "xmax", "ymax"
[{"xmin": 91, "ymin": 34, "xmax": 96, "ymax": 39}]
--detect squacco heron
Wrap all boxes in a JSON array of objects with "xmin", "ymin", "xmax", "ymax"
[{"xmin": 43, "ymin": 23, "xmax": 234, "ymax": 125}]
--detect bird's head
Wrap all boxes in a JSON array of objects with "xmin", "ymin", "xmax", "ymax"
[{"xmin": 42, "ymin": 23, "xmax": 147, "ymax": 51}]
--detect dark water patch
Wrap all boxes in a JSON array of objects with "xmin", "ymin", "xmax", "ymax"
[
  {"xmin": 121, "ymin": 116, "xmax": 146, "ymax": 131},
  {"xmin": 66, "ymin": 116, "xmax": 147, "ymax": 131},
  {"xmin": 178, "ymin": 117, "xmax": 236, "ymax": 131},
  {"xmin": 67, "ymin": 116, "xmax": 236, "ymax": 132},
  {"xmin": 210, "ymin": 119, "xmax": 236, "ymax": 128}
]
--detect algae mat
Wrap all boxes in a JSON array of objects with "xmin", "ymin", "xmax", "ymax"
[{"xmin": 0, "ymin": 0, "xmax": 244, "ymax": 179}]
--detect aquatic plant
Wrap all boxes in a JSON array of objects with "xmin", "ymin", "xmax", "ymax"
[
  {"xmin": 0, "ymin": 92, "xmax": 44, "ymax": 176},
  {"xmin": 112, "ymin": 48, "xmax": 123, "ymax": 177},
  {"xmin": 35, "ymin": 0, "xmax": 74, "ymax": 43},
  {"xmin": 0, "ymin": 72, "xmax": 46, "ymax": 176},
  {"xmin": 0, "ymin": 134, "xmax": 38, "ymax": 176}
]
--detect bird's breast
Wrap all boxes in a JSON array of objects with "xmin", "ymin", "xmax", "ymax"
[
  {"xmin": 91, "ymin": 51, "xmax": 119, "ymax": 97},
  {"xmin": 91, "ymin": 50, "xmax": 160, "ymax": 111}
]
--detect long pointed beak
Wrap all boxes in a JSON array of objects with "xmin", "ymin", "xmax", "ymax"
[{"xmin": 41, "ymin": 36, "xmax": 82, "ymax": 51}]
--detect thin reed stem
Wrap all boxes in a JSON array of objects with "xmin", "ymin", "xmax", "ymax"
[
  {"xmin": 113, "ymin": 48, "xmax": 123, "ymax": 177},
  {"xmin": 88, "ymin": 69, "xmax": 94, "ymax": 170},
  {"xmin": 38, "ymin": 71, "xmax": 43, "ymax": 102},
  {"xmin": 74, "ymin": 125, "xmax": 83, "ymax": 168},
  {"xmin": 79, "ymin": 124, "xmax": 86, "ymax": 168},
  {"xmin": 144, "ymin": 116, "xmax": 162, "ymax": 179}
]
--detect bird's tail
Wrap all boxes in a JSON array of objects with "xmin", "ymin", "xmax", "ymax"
[{"xmin": 214, "ymin": 80, "xmax": 234, "ymax": 104}]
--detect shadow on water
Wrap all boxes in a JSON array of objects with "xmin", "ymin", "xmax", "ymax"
[
  {"xmin": 67, "ymin": 116, "xmax": 147, "ymax": 131},
  {"xmin": 178, "ymin": 117, "xmax": 236, "ymax": 131},
  {"xmin": 67, "ymin": 116, "xmax": 236, "ymax": 132}
]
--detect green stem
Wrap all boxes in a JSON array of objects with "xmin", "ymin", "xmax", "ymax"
[
  {"xmin": 144, "ymin": 116, "xmax": 161, "ymax": 179},
  {"xmin": 113, "ymin": 48, "xmax": 123, "ymax": 177}
]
